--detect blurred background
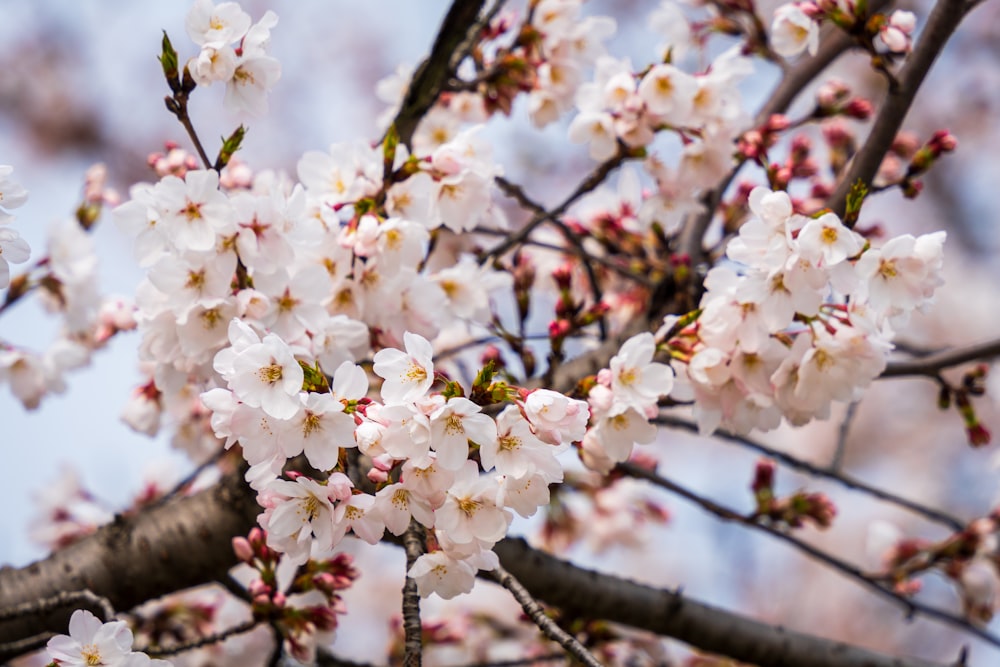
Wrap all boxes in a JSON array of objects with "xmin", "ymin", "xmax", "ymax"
[{"xmin": 3, "ymin": 0, "xmax": 1000, "ymax": 664}]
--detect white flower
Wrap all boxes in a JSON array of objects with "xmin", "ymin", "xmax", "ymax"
[
  {"xmin": 375, "ymin": 483, "xmax": 436, "ymax": 535},
  {"xmin": 45, "ymin": 609, "xmax": 135, "ymax": 666},
  {"xmin": 0, "ymin": 164, "xmax": 29, "ymax": 215},
  {"xmin": 637, "ymin": 63, "xmax": 696, "ymax": 123},
  {"xmin": 373, "ymin": 331, "xmax": 435, "ymax": 404},
  {"xmin": 281, "ymin": 392, "xmax": 357, "ymax": 471},
  {"xmin": 771, "ymin": 4, "xmax": 820, "ymax": 58},
  {"xmin": 0, "ymin": 226, "xmax": 30, "ymax": 289},
  {"xmin": 480, "ymin": 406, "xmax": 555, "ymax": 478},
  {"xmin": 154, "ymin": 170, "xmax": 235, "ymax": 253},
  {"xmin": 855, "ymin": 231, "xmax": 946, "ymax": 319},
  {"xmin": 435, "ymin": 461, "xmax": 510, "ymax": 546},
  {"xmin": 261, "ymin": 475, "xmax": 348, "ymax": 561},
  {"xmin": 408, "ymin": 551, "xmax": 477, "ymax": 599},
  {"xmin": 219, "ymin": 325, "xmax": 304, "ymax": 419},
  {"xmin": 185, "ymin": 0, "xmax": 251, "ymax": 47},
  {"xmin": 225, "ymin": 52, "xmax": 282, "ymax": 116},
  {"xmin": 602, "ymin": 332, "xmax": 674, "ymax": 414},
  {"xmin": 428, "ymin": 397, "xmax": 498, "ymax": 470},
  {"xmin": 795, "ymin": 212, "xmax": 863, "ymax": 267}
]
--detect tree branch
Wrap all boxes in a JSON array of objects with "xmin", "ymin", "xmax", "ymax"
[
  {"xmin": 881, "ymin": 337, "xmax": 1000, "ymax": 378},
  {"xmin": 493, "ymin": 538, "xmax": 950, "ymax": 667},
  {"xmin": 0, "ymin": 468, "xmax": 258, "ymax": 663},
  {"xmin": 826, "ymin": 0, "xmax": 975, "ymax": 218},
  {"xmin": 0, "ymin": 465, "xmax": 970, "ymax": 667},
  {"xmin": 402, "ymin": 521, "xmax": 426, "ymax": 667},
  {"xmin": 617, "ymin": 462, "xmax": 1000, "ymax": 652},
  {"xmin": 489, "ymin": 564, "xmax": 602, "ymax": 667},
  {"xmin": 389, "ymin": 0, "xmax": 487, "ymax": 149}
]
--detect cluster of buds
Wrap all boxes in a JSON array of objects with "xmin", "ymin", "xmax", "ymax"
[
  {"xmin": 874, "ymin": 516, "xmax": 1000, "ymax": 621},
  {"xmin": 814, "ymin": 80, "xmax": 874, "ymax": 121},
  {"xmin": 899, "ymin": 129, "xmax": 959, "ymax": 198},
  {"xmin": 750, "ymin": 459, "xmax": 836, "ymax": 529},
  {"xmin": 232, "ymin": 528, "xmax": 359, "ymax": 662},
  {"xmin": 936, "ymin": 364, "xmax": 991, "ymax": 447},
  {"xmin": 548, "ymin": 263, "xmax": 609, "ymax": 359}
]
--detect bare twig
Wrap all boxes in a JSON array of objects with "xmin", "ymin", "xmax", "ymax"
[
  {"xmin": 881, "ymin": 337, "xmax": 1000, "ymax": 378},
  {"xmin": 486, "ymin": 149, "xmax": 630, "ymax": 261},
  {"xmin": 490, "ymin": 564, "xmax": 603, "ymax": 667},
  {"xmin": 655, "ymin": 413, "xmax": 966, "ymax": 531}
]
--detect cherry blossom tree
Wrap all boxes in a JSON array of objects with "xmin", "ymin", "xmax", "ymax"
[{"xmin": 2, "ymin": 0, "xmax": 1000, "ymax": 665}]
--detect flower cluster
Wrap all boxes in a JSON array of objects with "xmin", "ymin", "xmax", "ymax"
[
  {"xmin": 663, "ymin": 186, "xmax": 945, "ymax": 435},
  {"xmin": 185, "ymin": 0, "xmax": 281, "ymax": 115},
  {"xmin": 45, "ymin": 609, "xmax": 172, "ymax": 667},
  {"xmin": 0, "ymin": 165, "xmax": 133, "ymax": 410}
]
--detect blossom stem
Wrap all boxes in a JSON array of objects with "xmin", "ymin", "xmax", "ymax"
[{"xmin": 489, "ymin": 564, "xmax": 603, "ymax": 667}]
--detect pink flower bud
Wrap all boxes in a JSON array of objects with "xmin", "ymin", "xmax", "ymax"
[{"xmin": 232, "ymin": 537, "xmax": 254, "ymax": 563}]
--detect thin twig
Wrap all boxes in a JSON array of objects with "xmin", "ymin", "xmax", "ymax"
[
  {"xmin": 486, "ymin": 149, "xmax": 630, "ymax": 261},
  {"xmin": 617, "ymin": 462, "xmax": 1000, "ymax": 651},
  {"xmin": 140, "ymin": 619, "xmax": 259, "ymax": 657},
  {"xmin": 402, "ymin": 521, "xmax": 427, "ymax": 667},
  {"xmin": 490, "ymin": 564, "xmax": 604, "ymax": 667},
  {"xmin": 475, "ymin": 226, "xmax": 655, "ymax": 288},
  {"xmin": 881, "ymin": 337, "xmax": 1000, "ymax": 378},
  {"xmin": 654, "ymin": 414, "xmax": 966, "ymax": 531},
  {"xmin": 455, "ymin": 653, "xmax": 567, "ymax": 667}
]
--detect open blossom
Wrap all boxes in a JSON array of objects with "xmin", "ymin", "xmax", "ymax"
[
  {"xmin": 46, "ymin": 609, "xmax": 172, "ymax": 667},
  {"xmin": 600, "ymin": 332, "xmax": 673, "ymax": 414},
  {"xmin": 373, "ymin": 331, "xmax": 435, "ymax": 404},
  {"xmin": 429, "ymin": 397, "xmax": 498, "ymax": 470},
  {"xmin": 855, "ymin": 231, "xmax": 946, "ymax": 318},
  {"xmin": 771, "ymin": 4, "xmax": 819, "ymax": 58},
  {"xmin": 0, "ymin": 226, "xmax": 30, "ymax": 289},
  {"xmin": 215, "ymin": 319, "xmax": 304, "ymax": 419},
  {"xmin": 408, "ymin": 551, "xmax": 478, "ymax": 600},
  {"xmin": 186, "ymin": 0, "xmax": 251, "ymax": 46}
]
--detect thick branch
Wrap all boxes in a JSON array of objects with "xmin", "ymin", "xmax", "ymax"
[
  {"xmin": 0, "ymin": 467, "xmax": 964, "ymax": 667},
  {"xmin": 827, "ymin": 0, "xmax": 973, "ymax": 218},
  {"xmin": 494, "ymin": 538, "xmax": 949, "ymax": 667},
  {"xmin": 402, "ymin": 521, "xmax": 426, "ymax": 667},
  {"xmin": 0, "ymin": 469, "xmax": 258, "ymax": 662},
  {"xmin": 389, "ymin": 0, "xmax": 487, "ymax": 148}
]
